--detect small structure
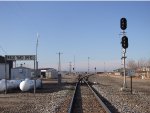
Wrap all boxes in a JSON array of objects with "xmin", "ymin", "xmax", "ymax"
[
  {"xmin": 0, "ymin": 56, "xmax": 13, "ymax": 79},
  {"xmin": 136, "ymin": 66, "xmax": 150, "ymax": 78},
  {"xmin": 40, "ymin": 68, "xmax": 58, "ymax": 79},
  {"xmin": 113, "ymin": 68, "xmax": 135, "ymax": 76},
  {"xmin": 113, "ymin": 68, "xmax": 123, "ymax": 76},
  {"xmin": 11, "ymin": 66, "xmax": 32, "ymax": 79},
  {"xmin": 0, "ymin": 63, "xmax": 9, "ymax": 79}
]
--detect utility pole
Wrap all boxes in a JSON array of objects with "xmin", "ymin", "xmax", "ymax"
[
  {"xmin": 4, "ymin": 56, "xmax": 7, "ymax": 94},
  {"xmin": 73, "ymin": 56, "xmax": 76, "ymax": 75},
  {"xmin": 88, "ymin": 57, "xmax": 90, "ymax": 74},
  {"xmin": 34, "ymin": 33, "xmax": 39, "ymax": 94},
  {"xmin": 14, "ymin": 60, "xmax": 16, "ymax": 68},
  {"xmin": 57, "ymin": 52, "xmax": 63, "ymax": 72},
  {"xmin": 57, "ymin": 52, "xmax": 63, "ymax": 84},
  {"xmin": 104, "ymin": 62, "xmax": 105, "ymax": 73},
  {"xmin": 95, "ymin": 67, "xmax": 96, "ymax": 75},
  {"xmin": 36, "ymin": 33, "xmax": 39, "ymax": 77},
  {"xmin": 69, "ymin": 62, "xmax": 72, "ymax": 75}
]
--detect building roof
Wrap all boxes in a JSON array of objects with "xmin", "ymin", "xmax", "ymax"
[
  {"xmin": 12, "ymin": 66, "xmax": 31, "ymax": 70},
  {"xmin": 39, "ymin": 68, "xmax": 57, "ymax": 71},
  {"xmin": 113, "ymin": 68, "xmax": 135, "ymax": 72}
]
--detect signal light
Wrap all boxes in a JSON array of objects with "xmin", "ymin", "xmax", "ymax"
[
  {"xmin": 121, "ymin": 36, "xmax": 128, "ymax": 49},
  {"xmin": 120, "ymin": 18, "xmax": 127, "ymax": 30}
]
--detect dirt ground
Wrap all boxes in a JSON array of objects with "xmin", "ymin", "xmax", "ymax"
[
  {"xmin": 105, "ymin": 74, "xmax": 150, "ymax": 93},
  {"xmin": 89, "ymin": 74, "xmax": 150, "ymax": 113},
  {"xmin": 0, "ymin": 75, "xmax": 77, "ymax": 113},
  {"xmin": 1, "ymin": 74, "xmax": 149, "ymax": 113}
]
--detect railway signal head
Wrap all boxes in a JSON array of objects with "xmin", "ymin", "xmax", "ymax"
[
  {"xmin": 120, "ymin": 18, "xmax": 127, "ymax": 30},
  {"xmin": 121, "ymin": 36, "xmax": 128, "ymax": 49}
]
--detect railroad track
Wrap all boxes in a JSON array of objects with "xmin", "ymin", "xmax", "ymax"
[{"xmin": 68, "ymin": 78, "xmax": 111, "ymax": 113}]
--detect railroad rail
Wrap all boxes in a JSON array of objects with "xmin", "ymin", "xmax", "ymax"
[{"xmin": 68, "ymin": 77, "xmax": 111, "ymax": 113}]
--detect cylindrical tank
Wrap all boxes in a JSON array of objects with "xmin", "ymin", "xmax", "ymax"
[
  {"xmin": 0, "ymin": 79, "xmax": 7, "ymax": 91},
  {"xmin": 19, "ymin": 79, "xmax": 42, "ymax": 91},
  {"xmin": 9, "ymin": 80, "xmax": 22, "ymax": 89},
  {"xmin": 0, "ymin": 79, "xmax": 22, "ymax": 91}
]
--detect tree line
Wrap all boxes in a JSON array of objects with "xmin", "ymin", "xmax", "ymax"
[{"xmin": 127, "ymin": 58, "xmax": 150, "ymax": 69}]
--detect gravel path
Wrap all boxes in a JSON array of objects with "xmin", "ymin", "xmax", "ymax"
[
  {"xmin": 89, "ymin": 74, "xmax": 150, "ymax": 113},
  {"xmin": 0, "ymin": 78, "xmax": 76, "ymax": 113},
  {"xmin": 1, "ymin": 75, "xmax": 149, "ymax": 113},
  {"xmin": 0, "ymin": 87, "xmax": 72, "ymax": 113}
]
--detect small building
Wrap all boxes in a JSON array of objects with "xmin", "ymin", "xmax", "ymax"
[
  {"xmin": 114, "ymin": 72, "xmax": 121, "ymax": 76},
  {"xmin": 0, "ymin": 63, "xmax": 9, "ymax": 79},
  {"xmin": 139, "ymin": 66, "xmax": 150, "ymax": 72},
  {"xmin": 11, "ymin": 66, "xmax": 32, "ymax": 79},
  {"xmin": 113, "ymin": 68, "xmax": 123, "ymax": 76},
  {"xmin": 113, "ymin": 68, "xmax": 135, "ymax": 76},
  {"xmin": 0, "ymin": 56, "xmax": 13, "ymax": 79},
  {"xmin": 136, "ymin": 66, "xmax": 150, "ymax": 78},
  {"xmin": 40, "ymin": 68, "xmax": 58, "ymax": 79}
]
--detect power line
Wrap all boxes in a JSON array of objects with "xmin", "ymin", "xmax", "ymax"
[{"xmin": 0, "ymin": 45, "xmax": 7, "ymax": 55}]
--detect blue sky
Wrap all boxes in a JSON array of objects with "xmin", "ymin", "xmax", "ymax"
[{"xmin": 0, "ymin": 1, "xmax": 150, "ymax": 72}]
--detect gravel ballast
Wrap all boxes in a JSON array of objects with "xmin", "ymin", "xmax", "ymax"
[
  {"xmin": 0, "ymin": 77, "xmax": 76, "ymax": 113},
  {"xmin": 89, "ymin": 74, "xmax": 150, "ymax": 113}
]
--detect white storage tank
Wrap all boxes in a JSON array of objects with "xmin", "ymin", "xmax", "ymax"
[
  {"xmin": 0, "ymin": 79, "xmax": 22, "ymax": 91},
  {"xmin": 19, "ymin": 79, "xmax": 42, "ymax": 91}
]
